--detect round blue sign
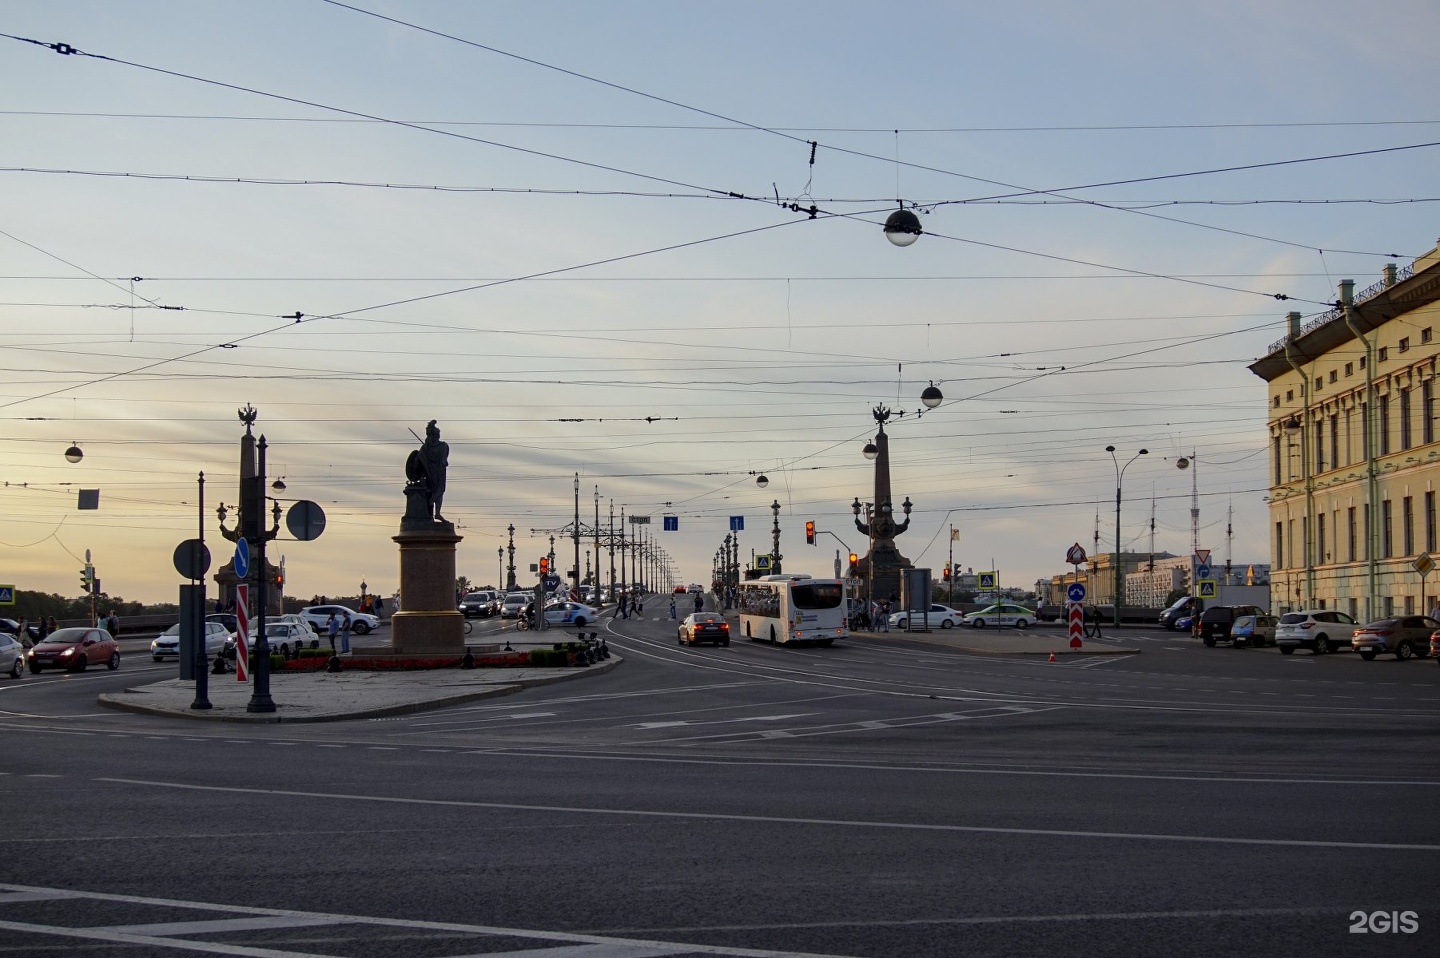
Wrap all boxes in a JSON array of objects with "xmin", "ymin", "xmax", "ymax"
[
  {"xmin": 1067, "ymin": 582, "xmax": 1087, "ymax": 603},
  {"xmin": 234, "ymin": 538, "xmax": 251, "ymax": 579}
]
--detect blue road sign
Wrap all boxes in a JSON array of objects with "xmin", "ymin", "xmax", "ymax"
[
  {"xmin": 663, "ymin": 516, "xmax": 678, "ymax": 531},
  {"xmin": 1196, "ymin": 563, "xmax": 1212, "ymax": 580},
  {"xmin": 0, "ymin": 585, "xmax": 14, "ymax": 605},
  {"xmin": 1067, "ymin": 582, "xmax": 1087, "ymax": 603},
  {"xmin": 729, "ymin": 516, "xmax": 744, "ymax": 531},
  {"xmin": 234, "ymin": 538, "xmax": 251, "ymax": 579}
]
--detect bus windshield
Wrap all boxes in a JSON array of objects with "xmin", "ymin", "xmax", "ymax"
[{"xmin": 791, "ymin": 582, "xmax": 842, "ymax": 610}]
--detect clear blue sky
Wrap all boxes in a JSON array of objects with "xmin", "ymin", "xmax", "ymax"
[{"xmin": 2, "ymin": 1, "xmax": 1437, "ymax": 603}]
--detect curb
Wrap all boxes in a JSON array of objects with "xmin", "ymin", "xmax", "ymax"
[{"xmin": 96, "ymin": 655, "xmax": 621, "ymax": 723}]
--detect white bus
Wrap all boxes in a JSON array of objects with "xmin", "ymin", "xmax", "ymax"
[{"xmin": 736, "ymin": 574, "xmax": 847, "ymax": 646}]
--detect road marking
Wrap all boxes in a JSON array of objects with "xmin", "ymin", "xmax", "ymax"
[{"xmin": 97, "ymin": 777, "xmax": 1440, "ymax": 852}]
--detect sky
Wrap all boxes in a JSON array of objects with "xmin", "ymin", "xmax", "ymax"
[{"xmin": 2, "ymin": 0, "xmax": 1438, "ymax": 606}]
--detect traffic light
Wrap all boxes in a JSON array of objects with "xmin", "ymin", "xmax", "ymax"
[
  {"xmin": 80, "ymin": 564, "xmax": 94, "ymax": 594},
  {"xmin": 274, "ymin": 571, "xmax": 284, "ymax": 589},
  {"xmin": 943, "ymin": 563, "xmax": 951, "ymax": 582},
  {"xmin": 848, "ymin": 553, "xmax": 859, "ymax": 574},
  {"xmin": 539, "ymin": 557, "xmax": 550, "ymax": 577},
  {"xmin": 805, "ymin": 521, "xmax": 815, "ymax": 545}
]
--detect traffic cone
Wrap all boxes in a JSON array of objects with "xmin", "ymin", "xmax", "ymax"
[{"xmin": 1048, "ymin": 651, "xmax": 1056, "ymax": 662}]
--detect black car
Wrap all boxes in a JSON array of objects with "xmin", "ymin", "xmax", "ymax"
[
  {"xmin": 459, "ymin": 591, "xmax": 500, "ymax": 618},
  {"xmin": 1197, "ymin": 605, "xmax": 1266, "ymax": 646}
]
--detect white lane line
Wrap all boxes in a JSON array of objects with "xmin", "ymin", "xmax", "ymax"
[
  {"xmin": 96, "ymin": 916, "xmax": 345, "ymax": 936},
  {"xmin": 97, "ymin": 776, "xmax": 1440, "ymax": 853}
]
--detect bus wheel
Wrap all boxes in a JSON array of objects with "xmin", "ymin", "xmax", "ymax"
[{"xmin": 768, "ymin": 625, "xmax": 778, "ymax": 644}]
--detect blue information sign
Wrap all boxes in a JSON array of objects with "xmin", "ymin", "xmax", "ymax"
[
  {"xmin": 234, "ymin": 538, "xmax": 251, "ymax": 579},
  {"xmin": 1067, "ymin": 582, "xmax": 1087, "ymax": 603},
  {"xmin": 729, "ymin": 516, "xmax": 744, "ymax": 531}
]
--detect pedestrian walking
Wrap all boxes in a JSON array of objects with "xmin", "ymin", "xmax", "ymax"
[
  {"xmin": 374, "ymin": 595, "xmax": 385, "ymax": 619},
  {"xmin": 636, "ymin": 593, "xmax": 644, "ymax": 615},
  {"xmin": 618, "ymin": 592, "xmax": 629, "ymax": 619},
  {"xmin": 693, "ymin": 592, "xmax": 704, "ymax": 614},
  {"xmin": 45, "ymin": 616, "xmax": 57, "ymax": 638},
  {"xmin": 340, "ymin": 613, "xmax": 352, "ymax": 654},
  {"xmin": 326, "ymin": 612, "xmax": 340, "ymax": 652},
  {"xmin": 877, "ymin": 599, "xmax": 890, "ymax": 632},
  {"xmin": 668, "ymin": 596, "xmax": 677, "ymax": 620},
  {"xmin": 16, "ymin": 618, "xmax": 28, "ymax": 647},
  {"xmin": 104, "ymin": 610, "xmax": 119, "ymax": 636},
  {"xmin": 214, "ymin": 597, "xmax": 224, "ymax": 614}
]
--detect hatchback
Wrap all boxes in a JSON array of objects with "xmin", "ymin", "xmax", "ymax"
[
  {"xmin": 152, "ymin": 621, "xmax": 232, "ymax": 661},
  {"xmin": 27, "ymin": 627, "xmax": 120, "ymax": 673},
  {"xmin": 1229, "ymin": 614, "xmax": 1278, "ymax": 648},
  {"xmin": 679, "ymin": 612, "xmax": 730, "ymax": 646},
  {"xmin": 1351, "ymin": 616, "xmax": 1439, "ymax": 661},
  {"xmin": 1275, "ymin": 609, "xmax": 1357, "ymax": 655}
]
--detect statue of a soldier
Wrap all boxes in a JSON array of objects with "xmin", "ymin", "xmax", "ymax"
[{"xmin": 404, "ymin": 420, "xmax": 450, "ymax": 525}]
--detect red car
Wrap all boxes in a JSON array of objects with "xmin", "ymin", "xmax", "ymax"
[{"xmin": 26, "ymin": 627, "xmax": 120, "ymax": 674}]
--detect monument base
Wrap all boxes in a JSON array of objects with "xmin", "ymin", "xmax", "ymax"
[{"xmin": 392, "ymin": 522, "xmax": 464, "ymax": 655}]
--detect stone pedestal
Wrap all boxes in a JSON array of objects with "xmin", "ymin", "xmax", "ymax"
[{"xmin": 391, "ymin": 519, "xmax": 464, "ymax": 655}]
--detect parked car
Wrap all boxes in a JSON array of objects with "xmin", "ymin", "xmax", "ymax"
[
  {"xmin": 1431, "ymin": 630, "xmax": 1440, "ymax": 665},
  {"xmin": 1229, "ymin": 613, "xmax": 1278, "ymax": 648},
  {"xmin": 151, "ymin": 621, "xmax": 232, "ymax": 661},
  {"xmin": 1197, "ymin": 605, "xmax": 1266, "ymax": 646},
  {"xmin": 543, "ymin": 601, "xmax": 598, "ymax": 628},
  {"xmin": 1351, "ymin": 616, "xmax": 1439, "ymax": 661},
  {"xmin": 1174, "ymin": 614, "xmax": 1196, "ymax": 633},
  {"xmin": 0, "ymin": 632, "xmax": 24, "ymax": 678},
  {"xmin": 299, "ymin": 605, "xmax": 380, "ymax": 635},
  {"xmin": 678, "ymin": 612, "xmax": 730, "ymax": 646},
  {"xmin": 890, "ymin": 604, "xmax": 968, "ymax": 630},
  {"xmin": 258, "ymin": 621, "xmax": 314, "ymax": 652},
  {"xmin": 206, "ymin": 612, "xmax": 240, "ymax": 635},
  {"xmin": 501, "ymin": 593, "xmax": 530, "ymax": 618},
  {"xmin": 1275, "ymin": 609, "xmax": 1357, "ymax": 655},
  {"xmin": 458, "ymin": 591, "xmax": 500, "ymax": 618},
  {"xmin": 962, "ymin": 603, "xmax": 1035, "ymax": 629},
  {"xmin": 248, "ymin": 613, "xmax": 314, "ymax": 637},
  {"xmin": 1159, "ymin": 596, "xmax": 1198, "ymax": 631},
  {"xmin": 27, "ymin": 627, "xmax": 119, "ymax": 673}
]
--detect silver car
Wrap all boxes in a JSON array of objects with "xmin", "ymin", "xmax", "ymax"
[
  {"xmin": 151, "ymin": 621, "xmax": 232, "ymax": 661},
  {"xmin": 1274, "ymin": 609, "xmax": 1356, "ymax": 655},
  {"xmin": 0, "ymin": 632, "xmax": 24, "ymax": 679}
]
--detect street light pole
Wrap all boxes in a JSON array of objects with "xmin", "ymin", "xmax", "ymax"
[
  {"xmin": 506, "ymin": 523, "xmax": 516, "ymax": 591},
  {"xmin": 770, "ymin": 499, "xmax": 783, "ymax": 575},
  {"xmin": 1106, "ymin": 445, "xmax": 1148, "ymax": 629}
]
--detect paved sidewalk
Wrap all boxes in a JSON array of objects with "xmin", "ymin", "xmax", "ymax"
[{"xmin": 98, "ymin": 655, "xmax": 621, "ymax": 723}]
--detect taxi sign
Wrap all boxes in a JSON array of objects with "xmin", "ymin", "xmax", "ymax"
[{"xmin": 1198, "ymin": 579, "xmax": 1217, "ymax": 598}]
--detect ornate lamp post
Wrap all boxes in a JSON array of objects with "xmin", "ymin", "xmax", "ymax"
[
  {"xmin": 497, "ymin": 547, "xmax": 504, "ymax": 591},
  {"xmin": 506, "ymin": 524, "xmax": 516, "ymax": 591},
  {"xmin": 770, "ymin": 499, "xmax": 783, "ymax": 575},
  {"xmin": 1105, "ymin": 445, "xmax": 1149, "ymax": 628}
]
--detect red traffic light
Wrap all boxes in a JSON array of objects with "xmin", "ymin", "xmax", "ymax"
[{"xmin": 805, "ymin": 520, "xmax": 816, "ymax": 545}]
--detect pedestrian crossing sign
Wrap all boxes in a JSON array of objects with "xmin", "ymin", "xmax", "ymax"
[
  {"xmin": 978, "ymin": 571, "xmax": 997, "ymax": 590},
  {"xmin": 1198, "ymin": 579, "xmax": 1217, "ymax": 598},
  {"xmin": 0, "ymin": 585, "xmax": 13, "ymax": 605}
]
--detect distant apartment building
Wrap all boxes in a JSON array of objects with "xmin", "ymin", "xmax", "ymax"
[{"xmin": 1249, "ymin": 239, "xmax": 1440, "ymax": 617}]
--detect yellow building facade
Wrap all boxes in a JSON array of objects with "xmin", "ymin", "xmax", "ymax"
[{"xmin": 1250, "ymin": 239, "xmax": 1440, "ymax": 619}]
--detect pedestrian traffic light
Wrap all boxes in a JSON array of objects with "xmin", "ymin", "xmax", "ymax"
[{"xmin": 805, "ymin": 520, "xmax": 815, "ymax": 545}]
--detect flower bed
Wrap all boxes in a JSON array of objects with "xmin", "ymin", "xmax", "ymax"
[{"xmin": 268, "ymin": 650, "xmax": 536, "ymax": 671}]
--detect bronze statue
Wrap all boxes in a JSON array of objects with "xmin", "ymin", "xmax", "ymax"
[{"xmin": 404, "ymin": 420, "xmax": 449, "ymax": 523}]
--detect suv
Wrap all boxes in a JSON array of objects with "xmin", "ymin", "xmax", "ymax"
[
  {"xmin": 1159, "ymin": 596, "xmax": 1197, "ymax": 631},
  {"xmin": 459, "ymin": 591, "xmax": 499, "ymax": 618},
  {"xmin": 1197, "ymin": 604, "xmax": 1266, "ymax": 646},
  {"xmin": 500, "ymin": 593, "xmax": 530, "ymax": 618},
  {"xmin": 1275, "ymin": 609, "xmax": 1356, "ymax": 655},
  {"xmin": 299, "ymin": 605, "xmax": 380, "ymax": 635}
]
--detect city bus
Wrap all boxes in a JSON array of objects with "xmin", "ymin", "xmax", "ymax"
[{"xmin": 736, "ymin": 574, "xmax": 847, "ymax": 646}]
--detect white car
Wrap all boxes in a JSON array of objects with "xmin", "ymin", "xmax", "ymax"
[
  {"xmin": 963, "ymin": 603, "xmax": 1036, "ymax": 629},
  {"xmin": 501, "ymin": 593, "xmax": 530, "ymax": 618},
  {"xmin": 248, "ymin": 613, "xmax": 314, "ymax": 637},
  {"xmin": 888, "ymin": 604, "xmax": 967, "ymax": 630},
  {"xmin": 543, "ymin": 601, "xmax": 598, "ymax": 628},
  {"xmin": 255, "ymin": 621, "xmax": 314, "ymax": 651},
  {"xmin": 0, "ymin": 632, "xmax": 24, "ymax": 679},
  {"xmin": 151, "ymin": 621, "xmax": 233, "ymax": 661},
  {"xmin": 299, "ymin": 605, "xmax": 380, "ymax": 635}
]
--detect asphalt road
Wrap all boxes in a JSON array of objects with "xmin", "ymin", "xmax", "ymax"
[{"xmin": 2, "ymin": 609, "xmax": 1437, "ymax": 957}]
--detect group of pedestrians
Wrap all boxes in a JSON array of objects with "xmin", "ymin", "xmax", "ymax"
[
  {"xmin": 324, "ymin": 610, "xmax": 352, "ymax": 654},
  {"xmin": 614, "ymin": 589, "xmax": 649, "ymax": 620}
]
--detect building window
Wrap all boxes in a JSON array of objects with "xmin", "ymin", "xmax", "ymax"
[
  {"xmin": 1382, "ymin": 499, "xmax": 1393, "ymax": 558},
  {"xmin": 1273, "ymin": 395, "xmax": 1281, "ymax": 408},
  {"xmin": 1403, "ymin": 496, "xmax": 1414, "ymax": 556},
  {"xmin": 1399, "ymin": 337, "xmax": 1410, "ymax": 353},
  {"xmin": 1330, "ymin": 413, "xmax": 1339, "ymax": 472},
  {"xmin": 1272, "ymin": 435, "xmax": 1282, "ymax": 485},
  {"xmin": 1423, "ymin": 327, "xmax": 1433, "ymax": 344},
  {"xmin": 1425, "ymin": 381, "xmax": 1435, "ymax": 445},
  {"xmin": 1314, "ymin": 420, "xmax": 1324, "ymax": 472},
  {"xmin": 1276, "ymin": 521, "xmax": 1285, "ymax": 569},
  {"xmin": 1317, "ymin": 512, "xmax": 1326, "ymax": 563},
  {"xmin": 1347, "ymin": 507, "xmax": 1357, "ymax": 562},
  {"xmin": 1378, "ymin": 347, "xmax": 1388, "ymax": 363},
  {"xmin": 1401, "ymin": 387, "xmax": 1412, "ymax": 450},
  {"xmin": 1329, "ymin": 369, "xmax": 1338, "ymax": 383},
  {"xmin": 1384, "ymin": 595, "xmax": 1394, "ymax": 617},
  {"xmin": 1345, "ymin": 362, "xmax": 1354, "ymax": 377},
  {"xmin": 1427, "ymin": 491, "xmax": 1436, "ymax": 554},
  {"xmin": 1286, "ymin": 389, "xmax": 1294, "ymax": 402},
  {"xmin": 1361, "ymin": 402, "xmax": 1369, "ymax": 458},
  {"xmin": 1360, "ymin": 355, "xmax": 1368, "ymax": 369},
  {"xmin": 1405, "ymin": 595, "xmax": 1415, "ymax": 615},
  {"xmin": 1379, "ymin": 395, "xmax": 1390, "ymax": 455}
]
